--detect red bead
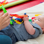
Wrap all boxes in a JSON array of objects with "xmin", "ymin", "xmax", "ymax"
[{"xmin": 31, "ymin": 17, "xmax": 36, "ymax": 19}]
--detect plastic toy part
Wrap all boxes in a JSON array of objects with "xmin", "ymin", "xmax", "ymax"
[
  {"xmin": 10, "ymin": 14, "xmax": 28, "ymax": 18},
  {"xmin": 29, "ymin": 19, "xmax": 32, "ymax": 22},
  {"xmin": 1, "ymin": 5, "xmax": 14, "ymax": 25},
  {"xmin": 0, "ymin": 7, "xmax": 2, "ymax": 9},
  {"xmin": 1, "ymin": 5, "xmax": 23, "ymax": 24},
  {"xmin": 15, "ymin": 18, "xmax": 22, "ymax": 22},
  {"xmin": 31, "ymin": 17, "xmax": 36, "ymax": 20},
  {"xmin": 11, "ymin": 19, "xmax": 15, "ymax": 23},
  {"xmin": 0, "ymin": 0, "xmax": 8, "ymax": 7},
  {"xmin": 2, "ymin": 5, "xmax": 7, "ymax": 13},
  {"xmin": 10, "ymin": 17, "xmax": 13, "ymax": 19},
  {"xmin": 13, "ymin": 18, "xmax": 23, "ymax": 24},
  {"xmin": 24, "ymin": 13, "xmax": 26, "ymax": 15},
  {"xmin": 10, "ymin": 20, "xmax": 13, "ymax": 25},
  {"xmin": 35, "ymin": 14, "xmax": 41, "ymax": 16}
]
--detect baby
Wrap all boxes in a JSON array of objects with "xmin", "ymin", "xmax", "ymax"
[{"xmin": 0, "ymin": 12, "xmax": 44, "ymax": 44}]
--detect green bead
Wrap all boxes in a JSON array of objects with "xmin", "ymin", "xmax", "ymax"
[
  {"xmin": 2, "ymin": 5, "xmax": 7, "ymax": 13},
  {"xmin": 10, "ymin": 20, "xmax": 13, "ymax": 25},
  {"xmin": 11, "ymin": 19, "xmax": 15, "ymax": 22},
  {"xmin": 29, "ymin": 19, "xmax": 32, "ymax": 22},
  {"xmin": 0, "ymin": 7, "xmax": 2, "ymax": 9}
]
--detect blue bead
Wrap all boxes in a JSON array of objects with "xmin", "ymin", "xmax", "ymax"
[
  {"xmin": 24, "ymin": 13, "xmax": 26, "ymax": 15},
  {"xmin": 28, "ymin": 16, "xmax": 29, "ymax": 17},
  {"xmin": 15, "ymin": 18, "xmax": 22, "ymax": 22},
  {"xmin": 10, "ymin": 17, "xmax": 13, "ymax": 19}
]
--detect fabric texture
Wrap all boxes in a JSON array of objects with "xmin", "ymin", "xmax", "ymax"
[
  {"xmin": 0, "ymin": 22, "xmax": 42, "ymax": 44},
  {"xmin": 0, "ymin": 35, "xmax": 12, "ymax": 44}
]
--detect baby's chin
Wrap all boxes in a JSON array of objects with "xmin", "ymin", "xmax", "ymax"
[
  {"xmin": 43, "ymin": 29, "xmax": 44, "ymax": 33},
  {"xmin": 43, "ymin": 31, "xmax": 44, "ymax": 34}
]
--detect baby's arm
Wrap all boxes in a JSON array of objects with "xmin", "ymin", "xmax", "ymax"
[{"xmin": 23, "ymin": 17, "xmax": 35, "ymax": 35}]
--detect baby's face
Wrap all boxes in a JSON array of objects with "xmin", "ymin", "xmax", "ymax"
[
  {"xmin": 34, "ymin": 15, "xmax": 44, "ymax": 32},
  {"xmin": 33, "ymin": 15, "xmax": 44, "ymax": 33},
  {"xmin": 33, "ymin": 15, "xmax": 44, "ymax": 28}
]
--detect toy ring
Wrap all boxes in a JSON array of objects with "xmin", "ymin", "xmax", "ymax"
[{"xmin": 12, "ymin": 18, "xmax": 23, "ymax": 24}]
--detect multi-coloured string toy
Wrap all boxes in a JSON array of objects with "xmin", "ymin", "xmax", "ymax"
[
  {"xmin": 0, "ymin": 0, "xmax": 8, "ymax": 6},
  {"xmin": 2, "ymin": 5, "xmax": 41, "ymax": 25},
  {"xmin": 1, "ymin": 5, "xmax": 27, "ymax": 25}
]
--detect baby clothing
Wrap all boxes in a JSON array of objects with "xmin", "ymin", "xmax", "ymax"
[{"xmin": 0, "ymin": 22, "xmax": 42, "ymax": 44}]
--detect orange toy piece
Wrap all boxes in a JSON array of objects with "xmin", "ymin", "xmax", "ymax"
[
  {"xmin": 10, "ymin": 14, "xmax": 28, "ymax": 18},
  {"xmin": 0, "ymin": 0, "xmax": 8, "ymax": 6}
]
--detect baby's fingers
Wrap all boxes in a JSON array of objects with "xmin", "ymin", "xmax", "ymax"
[
  {"xmin": 2, "ymin": 18, "xmax": 11, "ymax": 26},
  {"xmin": 2, "ymin": 14, "xmax": 10, "ymax": 23},
  {"xmin": 2, "ymin": 13, "xmax": 8, "ymax": 19},
  {"xmin": 2, "ymin": 21, "xmax": 10, "ymax": 29}
]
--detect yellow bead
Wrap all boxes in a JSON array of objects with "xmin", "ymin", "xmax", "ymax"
[
  {"xmin": 12, "ymin": 18, "xmax": 23, "ymax": 24},
  {"xmin": 35, "ymin": 14, "xmax": 41, "ymax": 16}
]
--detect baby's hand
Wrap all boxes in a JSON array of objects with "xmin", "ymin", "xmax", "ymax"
[
  {"xmin": 22, "ymin": 17, "xmax": 29, "ymax": 22},
  {"xmin": 0, "ymin": 12, "xmax": 11, "ymax": 30}
]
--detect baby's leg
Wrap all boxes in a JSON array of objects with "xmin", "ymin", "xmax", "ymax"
[
  {"xmin": 0, "ymin": 35, "xmax": 12, "ymax": 44},
  {"xmin": 0, "ymin": 25, "xmax": 18, "ymax": 44}
]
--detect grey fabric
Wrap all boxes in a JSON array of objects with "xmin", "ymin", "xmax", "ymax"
[
  {"xmin": 0, "ymin": 21, "xmax": 42, "ymax": 43},
  {"xmin": 30, "ymin": 22, "xmax": 42, "ymax": 35},
  {"xmin": 0, "ymin": 25, "xmax": 18, "ymax": 44},
  {"xmin": 10, "ymin": 22, "xmax": 42, "ymax": 41}
]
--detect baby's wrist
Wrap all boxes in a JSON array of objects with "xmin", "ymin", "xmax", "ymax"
[
  {"xmin": 24, "ymin": 20, "xmax": 29, "ymax": 23},
  {"xmin": 23, "ymin": 19, "xmax": 29, "ymax": 21}
]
